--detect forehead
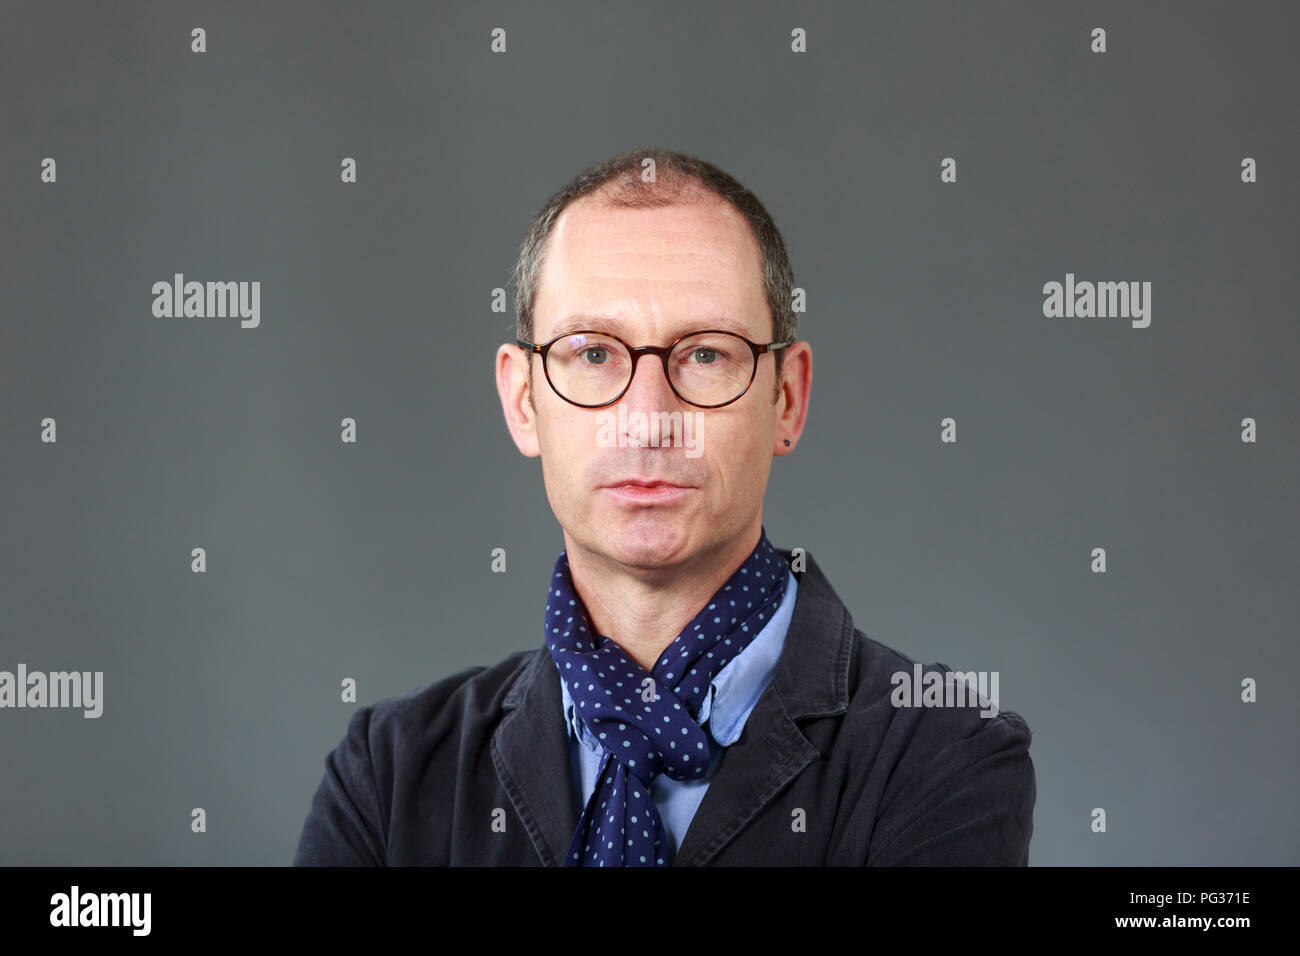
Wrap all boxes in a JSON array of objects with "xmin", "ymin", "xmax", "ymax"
[{"xmin": 532, "ymin": 192, "xmax": 769, "ymax": 342}]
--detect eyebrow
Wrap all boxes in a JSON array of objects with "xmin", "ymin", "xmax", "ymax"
[{"xmin": 545, "ymin": 314, "xmax": 755, "ymax": 341}]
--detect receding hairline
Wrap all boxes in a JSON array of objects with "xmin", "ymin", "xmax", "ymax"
[
  {"xmin": 588, "ymin": 167, "xmax": 721, "ymax": 206},
  {"xmin": 548, "ymin": 175, "xmax": 751, "ymax": 249},
  {"xmin": 534, "ymin": 180, "xmax": 771, "ymax": 327}
]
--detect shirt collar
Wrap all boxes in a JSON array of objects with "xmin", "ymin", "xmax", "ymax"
[{"xmin": 560, "ymin": 567, "xmax": 798, "ymax": 749}]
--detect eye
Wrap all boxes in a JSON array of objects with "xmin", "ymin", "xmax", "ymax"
[
  {"xmin": 690, "ymin": 348, "xmax": 719, "ymax": 365},
  {"xmin": 582, "ymin": 347, "xmax": 609, "ymax": 365}
]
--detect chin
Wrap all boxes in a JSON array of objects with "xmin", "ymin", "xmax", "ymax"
[{"xmin": 596, "ymin": 512, "xmax": 696, "ymax": 569}]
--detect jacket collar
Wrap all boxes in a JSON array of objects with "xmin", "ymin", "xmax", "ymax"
[{"xmin": 491, "ymin": 547, "xmax": 854, "ymax": 866}]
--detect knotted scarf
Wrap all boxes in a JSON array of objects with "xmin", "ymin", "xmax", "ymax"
[{"xmin": 543, "ymin": 527, "xmax": 788, "ymax": 866}]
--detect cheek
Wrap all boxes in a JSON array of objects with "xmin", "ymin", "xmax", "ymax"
[
  {"xmin": 704, "ymin": 419, "xmax": 771, "ymax": 494},
  {"xmin": 538, "ymin": 412, "xmax": 593, "ymax": 508}
]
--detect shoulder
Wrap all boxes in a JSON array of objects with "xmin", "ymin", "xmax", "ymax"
[
  {"xmin": 853, "ymin": 629, "xmax": 1030, "ymax": 729},
  {"xmin": 351, "ymin": 648, "xmax": 539, "ymax": 763},
  {"xmin": 843, "ymin": 628, "xmax": 1033, "ymax": 770}
]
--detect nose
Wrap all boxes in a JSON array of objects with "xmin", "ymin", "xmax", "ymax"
[
  {"xmin": 622, "ymin": 349, "xmax": 682, "ymax": 410},
  {"xmin": 615, "ymin": 349, "xmax": 688, "ymax": 449}
]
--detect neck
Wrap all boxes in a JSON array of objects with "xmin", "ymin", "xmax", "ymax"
[{"xmin": 563, "ymin": 518, "xmax": 765, "ymax": 672}]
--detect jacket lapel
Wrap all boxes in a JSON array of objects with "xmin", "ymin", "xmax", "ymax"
[
  {"xmin": 490, "ymin": 649, "xmax": 578, "ymax": 866},
  {"xmin": 673, "ymin": 548, "xmax": 854, "ymax": 866}
]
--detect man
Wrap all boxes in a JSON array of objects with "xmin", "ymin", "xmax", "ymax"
[{"xmin": 293, "ymin": 147, "xmax": 1035, "ymax": 866}]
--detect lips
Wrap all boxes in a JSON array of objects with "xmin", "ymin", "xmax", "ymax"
[
  {"xmin": 603, "ymin": 479, "xmax": 691, "ymax": 489},
  {"xmin": 600, "ymin": 478, "xmax": 696, "ymax": 505}
]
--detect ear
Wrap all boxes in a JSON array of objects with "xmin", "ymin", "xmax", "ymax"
[
  {"xmin": 772, "ymin": 340, "xmax": 811, "ymax": 456},
  {"xmin": 496, "ymin": 343, "xmax": 541, "ymax": 458}
]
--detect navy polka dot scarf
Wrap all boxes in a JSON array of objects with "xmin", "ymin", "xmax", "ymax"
[{"xmin": 543, "ymin": 526, "xmax": 788, "ymax": 866}]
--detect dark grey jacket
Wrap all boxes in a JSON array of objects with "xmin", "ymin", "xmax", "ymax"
[{"xmin": 293, "ymin": 550, "xmax": 1035, "ymax": 865}]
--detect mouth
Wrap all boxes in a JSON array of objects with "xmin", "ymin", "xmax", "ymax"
[{"xmin": 600, "ymin": 479, "xmax": 696, "ymax": 505}]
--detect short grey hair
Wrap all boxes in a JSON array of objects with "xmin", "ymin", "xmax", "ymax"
[{"xmin": 512, "ymin": 146, "xmax": 798, "ymax": 402}]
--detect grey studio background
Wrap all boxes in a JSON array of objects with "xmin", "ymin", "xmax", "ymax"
[{"xmin": 1, "ymin": 0, "xmax": 1296, "ymax": 866}]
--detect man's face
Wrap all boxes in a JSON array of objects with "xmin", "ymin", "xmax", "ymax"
[{"xmin": 497, "ymin": 192, "xmax": 807, "ymax": 574}]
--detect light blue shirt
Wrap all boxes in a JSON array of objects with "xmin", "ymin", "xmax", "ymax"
[{"xmin": 558, "ymin": 567, "xmax": 799, "ymax": 862}]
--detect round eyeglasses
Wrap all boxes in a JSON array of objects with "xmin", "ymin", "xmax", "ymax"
[{"xmin": 516, "ymin": 329, "xmax": 792, "ymax": 409}]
